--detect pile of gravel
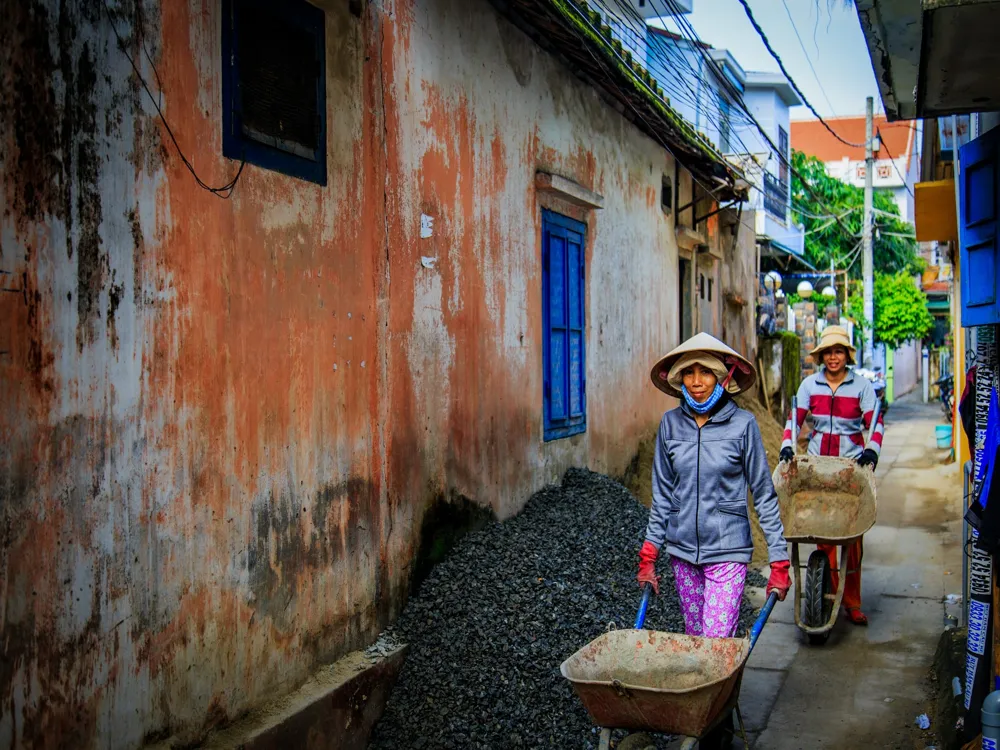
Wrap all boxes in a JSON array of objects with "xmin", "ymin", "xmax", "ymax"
[{"xmin": 370, "ymin": 469, "xmax": 760, "ymax": 749}]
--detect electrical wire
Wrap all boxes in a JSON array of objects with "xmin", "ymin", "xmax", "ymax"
[
  {"xmin": 876, "ymin": 127, "xmax": 916, "ymax": 198},
  {"xmin": 734, "ymin": 0, "xmax": 866, "ymax": 148},
  {"xmin": 779, "ymin": 0, "xmax": 837, "ymax": 116},
  {"xmin": 606, "ymin": 0, "xmax": 762, "ymax": 156},
  {"xmin": 651, "ymin": 0, "xmax": 857, "ymax": 235},
  {"xmin": 597, "ymin": 2, "xmax": 760, "ymax": 159},
  {"xmin": 564, "ymin": 1, "xmax": 736, "ymax": 207},
  {"xmin": 102, "ymin": 0, "xmax": 245, "ymax": 198}
]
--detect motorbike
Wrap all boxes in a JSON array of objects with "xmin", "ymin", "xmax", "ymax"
[
  {"xmin": 935, "ymin": 374, "xmax": 954, "ymax": 418},
  {"xmin": 854, "ymin": 367, "xmax": 889, "ymax": 420}
]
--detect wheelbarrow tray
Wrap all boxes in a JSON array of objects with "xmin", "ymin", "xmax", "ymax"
[
  {"xmin": 559, "ymin": 629, "xmax": 749, "ymax": 737},
  {"xmin": 772, "ymin": 455, "xmax": 877, "ymax": 638},
  {"xmin": 772, "ymin": 455, "xmax": 877, "ymax": 545}
]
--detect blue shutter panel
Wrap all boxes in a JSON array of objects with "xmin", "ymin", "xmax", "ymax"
[
  {"xmin": 567, "ymin": 229, "xmax": 585, "ymax": 419},
  {"xmin": 960, "ymin": 128, "xmax": 1000, "ymax": 326},
  {"xmin": 548, "ymin": 232, "xmax": 569, "ymax": 423},
  {"xmin": 543, "ymin": 211, "xmax": 587, "ymax": 441}
]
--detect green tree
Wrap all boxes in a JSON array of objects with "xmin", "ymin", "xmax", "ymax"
[
  {"xmin": 873, "ymin": 271, "xmax": 934, "ymax": 349},
  {"xmin": 790, "ymin": 150, "xmax": 919, "ymax": 278}
]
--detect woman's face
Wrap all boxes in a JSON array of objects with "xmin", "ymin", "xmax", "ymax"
[
  {"xmin": 682, "ymin": 363, "xmax": 719, "ymax": 403},
  {"xmin": 822, "ymin": 345, "xmax": 848, "ymax": 374}
]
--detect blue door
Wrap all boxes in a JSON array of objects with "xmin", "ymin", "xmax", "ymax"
[{"xmin": 959, "ymin": 127, "xmax": 1000, "ymax": 327}]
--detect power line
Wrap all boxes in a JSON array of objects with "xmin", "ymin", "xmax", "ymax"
[
  {"xmin": 563, "ymin": 0, "xmax": 739, "ymax": 207},
  {"xmin": 876, "ymin": 127, "xmax": 915, "ymax": 198},
  {"xmin": 651, "ymin": 0, "xmax": 858, "ymax": 236},
  {"xmin": 601, "ymin": 3, "xmax": 761, "ymax": 159},
  {"xmin": 779, "ymin": 0, "xmax": 837, "ymax": 116},
  {"xmin": 102, "ymin": 0, "xmax": 245, "ymax": 198},
  {"xmin": 734, "ymin": 0, "xmax": 866, "ymax": 148}
]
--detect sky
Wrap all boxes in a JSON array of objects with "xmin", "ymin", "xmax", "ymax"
[{"xmin": 655, "ymin": 0, "xmax": 882, "ymax": 121}]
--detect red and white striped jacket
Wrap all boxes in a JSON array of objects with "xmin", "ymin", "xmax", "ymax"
[{"xmin": 782, "ymin": 369, "xmax": 885, "ymax": 458}]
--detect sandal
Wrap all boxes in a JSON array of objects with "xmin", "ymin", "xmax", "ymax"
[{"xmin": 845, "ymin": 607, "xmax": 869, "ymax": 626}]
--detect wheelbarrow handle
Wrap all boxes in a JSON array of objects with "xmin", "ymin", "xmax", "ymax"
[
  {"xmin": 635, "ymin": 586, "xmax": 778, "ymax": 642},
  {"xmin": 749, "ymin": 591, "xmax": 779, "ymax": 653},
  {"xmin": 634, "ymin": 583, "xmax": 654, "ymax": 629}
]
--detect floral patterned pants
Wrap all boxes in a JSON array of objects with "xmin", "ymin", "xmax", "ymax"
[{"xmin": 670, "ymin": 557, "xmax": 747, "ymax": 638}]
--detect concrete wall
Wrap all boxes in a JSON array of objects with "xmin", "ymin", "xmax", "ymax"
[
  {"xmin": 893, "ymin": 339, "xmax": 921, "ymax": 399},
  {"xmin": 0, "ymin": 0, "xmax": 731, "ymax": 747},
  {"xmin": 719, "ymin": 209, "xmax": 758, "ymax": 359}
]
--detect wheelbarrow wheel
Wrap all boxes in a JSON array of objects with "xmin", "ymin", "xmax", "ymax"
[
  {"xmin": 616, "ymin": 732, "xmax": 656, "ymax": 750},
  {"xmin": 804, "ymin": 549, "xmax": 832, "ymax": 645},
  {"xmin": 700, "ymin": 710, "xmax": 734, "ymax": 750}
]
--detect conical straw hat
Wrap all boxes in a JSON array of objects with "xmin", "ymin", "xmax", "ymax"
[{"xmin": 650, "ymin": 332, "xmax": 756, "ymax": 397}]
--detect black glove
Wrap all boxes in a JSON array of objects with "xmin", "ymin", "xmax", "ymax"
[
  {"xmin": 857, "ymin": 449, "xmax": 878, "ymax": 470},
  {"xmin": 779, "ymin": 447, "xmax": 794, "ymax": 463}
]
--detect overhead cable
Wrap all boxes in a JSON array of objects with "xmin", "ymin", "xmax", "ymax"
[
  {"xmin": 876, "ymin": 127, "xmax": 916, "ymax": 198},
  {"xmin": 734, "ymin": 0, "xmax": 866, "ymax": 148},
  {"xmin": 779, "ymin": 0, "xmax": 838, "ymax": 116},
  {"xmin": 651, "ymin": 0, "xmax": 857, "ymax": 235},
  {"xmin": 102, "ymin": 0, "xmax": 245, "ymax": 197}
]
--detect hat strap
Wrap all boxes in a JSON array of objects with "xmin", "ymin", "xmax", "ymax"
[
  {"xmin": 720, "ymin": 364, "xmax": 737, "ymax": 390},
  {"xmin": 720, "ymin": 355, "xmax": 751, "ymax": 390}
]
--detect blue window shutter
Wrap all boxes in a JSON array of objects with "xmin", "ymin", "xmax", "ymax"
[
  {"xmin": 543, "ymin": 211, "xmax": 587, "ymax": 441},
  {"xmin": 960, "ymin": 127, "xmax": 1000, "ymax": 326}
]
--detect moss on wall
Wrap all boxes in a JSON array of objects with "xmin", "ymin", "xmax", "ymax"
[{"xmin": 780, "ymin": 331, "xmax": 802, "ymax": 409}]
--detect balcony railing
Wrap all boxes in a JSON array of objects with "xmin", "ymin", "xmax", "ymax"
[{"xmin": 764, "ymin": 172, "xmax": 788, "ymax": 221}]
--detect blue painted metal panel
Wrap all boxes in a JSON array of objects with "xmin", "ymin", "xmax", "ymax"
[
  {"xmin": 542, "ymin": 211, "xmax": 587, "ymax": 441},
  {"xmin": 959, "ymin": 128, "xmax": 1000, "ymax": 326}
]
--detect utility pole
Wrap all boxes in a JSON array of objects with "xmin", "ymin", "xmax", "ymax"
[{"xmin": 862, "ymin": 97, "xmax": 875, "ymax": 367}]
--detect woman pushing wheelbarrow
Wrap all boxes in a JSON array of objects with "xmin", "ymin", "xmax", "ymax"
[
  {"xmin": 637, "ymin": 333, "xmax": 791, "ymax": 631},
  {"xmin": 636, "ymin": 333, "xmax": 791, "ymax": 747},
  {"xmin": 562, "ymin": 335, "xmax": 788, "ymax": 749},
  {"xmin": 779, "ymin": 325, "xmax": 884, "ymax": 627}
]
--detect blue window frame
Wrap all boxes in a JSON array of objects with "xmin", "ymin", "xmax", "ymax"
[
  {"xmin": 222, "ymin": 0, "xmax": 327, "ymax": 185},
  {"xmin": 542, "ymin": 210, "xmax": 587, "ymax": 441}
]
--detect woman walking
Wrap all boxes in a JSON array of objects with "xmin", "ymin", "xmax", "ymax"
[
  {"xmin": 779, "ymin": 325, "xmax": 883, "ymax": 626},
  {"xmin": 637, "ymin": 333, "xmax": 791, "ymax": 638}
]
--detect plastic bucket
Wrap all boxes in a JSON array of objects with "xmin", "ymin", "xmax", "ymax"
[{"xmin": 936, "ymin": 424, "xmax": 953, "ymax": 450}]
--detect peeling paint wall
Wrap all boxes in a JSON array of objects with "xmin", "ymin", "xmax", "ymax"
[
  {"xmin": 382, "ymin": 0, "xmax": 698, "ymax": 520},
  {"xmin": 0, "ymin": 0, "xmax": 740, "ymax": 747},
  {"xmin": 720, "ymin": 208, "xmax": 758, "ymax": 360},
  {"xmin": 2, "ymin": 2, "xmax": 385, "ymax": 747}
]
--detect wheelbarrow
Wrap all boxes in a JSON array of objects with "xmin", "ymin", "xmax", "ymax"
[
  {"xmin": 560, "ymin": 586, "xmax": 779, "ymax": 749},
  {"xmin": 771, "ymin": 454, "xmax": 877, "ymax": 644},
  {"xmin": 773, "ymin": 395, "xmax": 880, "ymax": 645}
]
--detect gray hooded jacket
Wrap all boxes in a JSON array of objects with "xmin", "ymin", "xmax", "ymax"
[{"xmin": 645, "ymin": 398, "xmax": 788, "ymax": 565}]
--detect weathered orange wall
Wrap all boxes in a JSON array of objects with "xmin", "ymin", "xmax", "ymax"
[
  {"xmin": 0, "ymin": 0, "xmax": 731, "ymax": 746},
  {"xmin": 2, "ymin": 2, "xmax": 390, "ymax": 746}
]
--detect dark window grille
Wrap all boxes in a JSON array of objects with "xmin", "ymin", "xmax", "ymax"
[
  {"xmin": 718, "ymin": 95, "xmax": 731, "ymax": 153},
  {"xmin": 222, "ymin": 0, "xmax": 327, "ymax": 184},
  {"xmin": 778, "ymin": 126, "xmax": 789, "ymax": 183},
  {"xmin": 764, "ymin": 171, "xmax": 788, "ymax": 221}
]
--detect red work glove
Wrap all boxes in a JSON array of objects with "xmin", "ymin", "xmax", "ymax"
[
  {"xmin": 766, "ymin": 561, "xmax": 791, "ymax": 601},
  {"xmin": 638, "ymin": 541, "xmax": 660, "ymax": 595}
]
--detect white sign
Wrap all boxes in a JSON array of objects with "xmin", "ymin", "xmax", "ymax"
[{"xmin": 420, "ymin": 214, "xmax": 434, "ymax": 239}]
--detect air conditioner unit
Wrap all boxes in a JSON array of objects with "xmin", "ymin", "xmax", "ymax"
[{"xmin": 629, "ymin": 0, "xmax": 693, "ymax": 20}]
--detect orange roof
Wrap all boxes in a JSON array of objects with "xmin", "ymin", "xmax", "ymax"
[
  {"xmin": 790, "ymin": 116, "xmax": 916, "ymax": 171},
  {"xmin": 923, "ymin": 280, "xmax": 950, "ymax": 294}
]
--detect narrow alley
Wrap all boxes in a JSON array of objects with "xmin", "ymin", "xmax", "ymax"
[{"xmin": 738, "ymin": 395, "xmax": 962, "ymax": 749}]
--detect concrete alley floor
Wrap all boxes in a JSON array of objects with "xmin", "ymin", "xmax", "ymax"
[{"xmin": 733, "ymin": 393, "xmax": 963, "ymax": 749}]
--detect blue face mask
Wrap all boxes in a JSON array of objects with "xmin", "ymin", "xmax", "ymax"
[{"xmin": 682, "ymin": 383, "xmax": 725, "ymax": 414}]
